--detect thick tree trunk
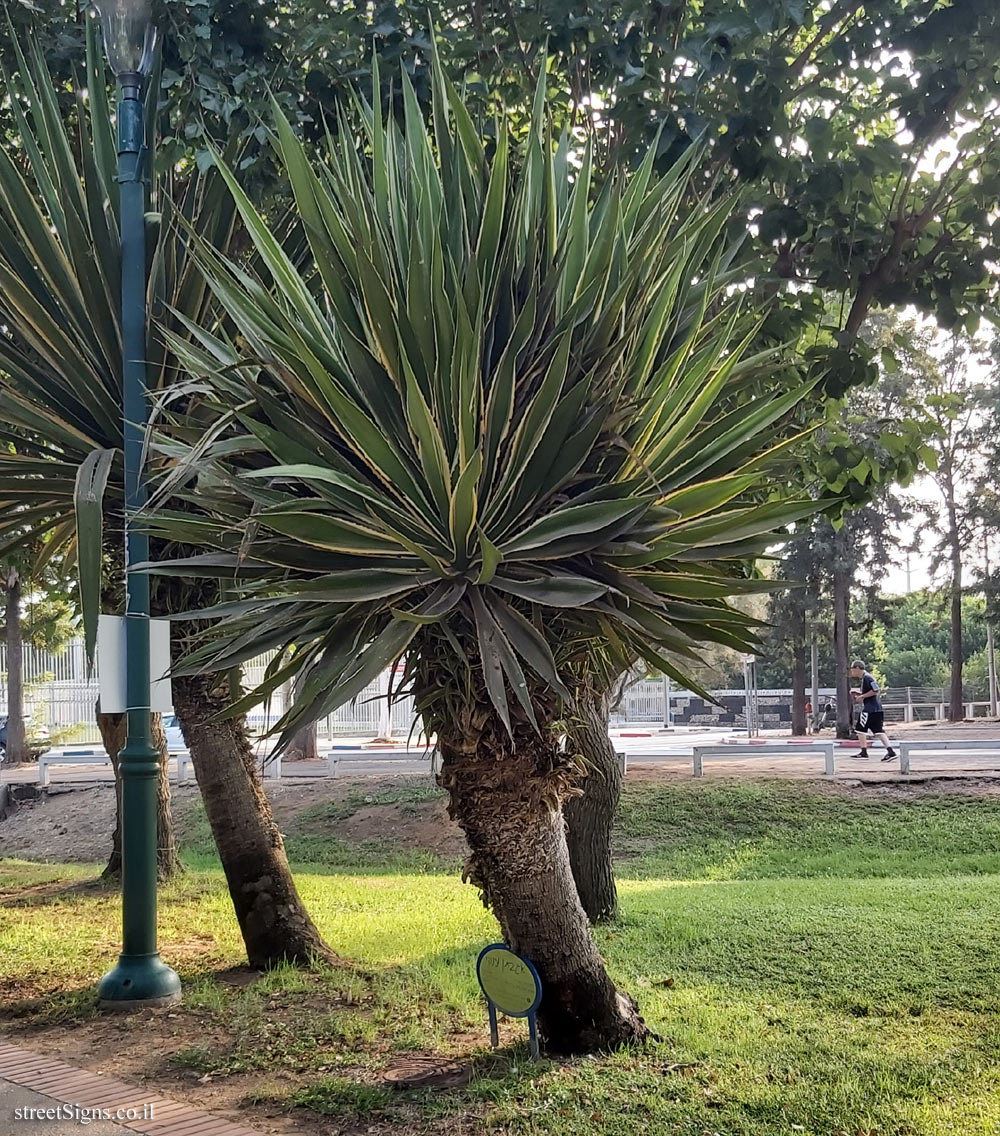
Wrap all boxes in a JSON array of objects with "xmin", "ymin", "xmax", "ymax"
[
  {"xmin": 4, "ymin": 570, "xmax": 26, "ymax": 764},
  {"xmin": 832, "ymin": 540, "xmax": 853, "ymax": 739},
  {"xmin": 284, "ymin": 720, "xmax": 318, "ymax": 762},
  {"xmin": 437, "ymin": 721, "xmax": 649, "ymax": 1055},
  {"xmin": 283, "ymin": 666, "xmax": 320, "ymax": 760},
  {"xmin": 99, "ymin": 708, "xmax": 180, "ymax": 881},
  {"xmin": 563, "ymin": 689, "xmax": 619, "ymax": 924},
  {"xmin": 791, "ymin": 611, "xmax": 808, "ymax": 736},
  {"xmin": 171, "ymin": 669, "xmax": 336, "ymax": 968}
]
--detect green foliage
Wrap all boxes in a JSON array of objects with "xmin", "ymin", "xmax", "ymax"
[
  {"xmin": 760, "ymin": 589, "xmax": 990, "ymax": 692},
  {"xmin": 12, "ymin": 0, "xmax": 998, "ymax": 362},
  {"xmin": 0, "ymin": 31, "xmax": 246, "ymax": 654},
  {"xmin": 148, "ymin": 59, "xmax": 818, "ymax": 737},
  {"xmin": 2, "ymin": 593, "xmax": 76, "ymax": 653}
]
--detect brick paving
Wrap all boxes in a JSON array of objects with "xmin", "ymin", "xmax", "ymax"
[{"xmin": 0, "ymin": 1043, "xmax": 266, "ymax": 1136}]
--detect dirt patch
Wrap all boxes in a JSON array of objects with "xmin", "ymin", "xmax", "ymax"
[
  {"xmin": 338, "ymin": 801, "xmax": 465, "ymax": 859},
  {"xmin": 0, "ymin": 776, "xmax": 464, "ymax": 867},
  {"xmin": 0, "ymin": 784, "xmax": 152, "ymax": 864}
]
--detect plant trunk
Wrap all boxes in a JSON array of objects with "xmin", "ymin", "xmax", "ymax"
[
  {"xmin": 283, "ymin": 666, "xmax": 320, "ymax": 760},
  {"xmin": 832, "ymin": 541, "xmax": 853, "ymax": 739},
  {"xmin": 948, "ymin": 503, "xmax": 963, "ymax": 721},
  {"xmin": 170, "ymin": 668, "xmax": 336, "ymax": 968},
  {"xmin": 100, "ymin": 707, "xmax": 180, "ymax": 882},
  {"xmin": 437, "ymin": 722, "xmax": 649, "ymax": 1055},
  {"xmin": 791, "ymin": 611, "xmax": 808, "ymax": 736},
  {"xmin": 4, "ymin": 570, "xmax": 26, "ymax": 764},
  {"xmin": 563, "ymin": 689, "xmax": 619, "ymax": 924},
  {"xmin": 285, "ymin": 720, "xmax": 318, "ymax": 762}
]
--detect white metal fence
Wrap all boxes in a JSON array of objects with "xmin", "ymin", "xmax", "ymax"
[
  {"xmin": 0, "ymin": 641, "xmax": 422, "ymax": 745},
  {"xmin": 0, "ymin": 641, "xmax": 102, "ymax": 743},
  {"xmin": 0, "ymin": 638, "xmax": 991, "ymax": 745}
]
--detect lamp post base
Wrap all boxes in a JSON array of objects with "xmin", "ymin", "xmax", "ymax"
[{"xmin": 97, "ymin": 953, "xmax": 181, "ymax": 1010}]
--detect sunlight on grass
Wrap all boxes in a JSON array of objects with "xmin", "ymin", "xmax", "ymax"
[{"xmin": 4, "ymin": 779, "xmax": 1000, "ymax": 1133}]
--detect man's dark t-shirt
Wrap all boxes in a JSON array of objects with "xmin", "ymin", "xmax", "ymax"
[{"xmin": 860, "ymin": 672, "xmax": 882, "ymax": 712}]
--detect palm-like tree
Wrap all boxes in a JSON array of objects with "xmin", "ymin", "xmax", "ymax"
[
  {"xmin": 150, "ymin": 57, "xmax": 814, "ymax": 1051},
  {"xmin": 0, "ymin": 34, "xmax": 332, "ymax": 963}
]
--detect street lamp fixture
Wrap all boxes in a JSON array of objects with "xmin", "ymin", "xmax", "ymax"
[
  {"xmin": 93, "ymin": 0, "xmax": 158, "ymax": 77},
  {"xmin": 92, "ymin": 0, "xmax": 181, "ymax": 1009}
]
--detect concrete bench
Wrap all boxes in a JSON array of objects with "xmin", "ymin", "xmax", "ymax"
[
  {"xmin": 40, "ymin": 750, "xmax": 193, "ymax": 787},
  {"xmin": 37, "ymin": 751, "xmax": 111, "ymax": 787},
  {"xmin": 326, "ymin": 749, "xmax": 444, "ymax": 777},
  {"xmin": 691, "ymin": 742, "xmax": 836, "ymax": 778},
  {"xmin": 175, "ymin": 751, "xmax": 280, "ymax": 783},
  {"xmin": 896, "ymin": 739, "xmax": 1000, "ymax": 774}
]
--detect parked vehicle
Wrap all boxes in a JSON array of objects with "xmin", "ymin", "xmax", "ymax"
[
  {"xmin": 0, "ymin": 715, "xmax": 50, "ymax": 760},
  {"xmin": 163, "ymin": 714, "xmax": 186, "ymax": 752}
]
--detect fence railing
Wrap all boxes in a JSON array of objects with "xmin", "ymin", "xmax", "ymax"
[
  {"xmin": 0, "ymin": 639, "xmax": 993, "ymax": 744},
  {"xmin": 0, "ymin": 641, "xmax": 422, "ymax": 745}
]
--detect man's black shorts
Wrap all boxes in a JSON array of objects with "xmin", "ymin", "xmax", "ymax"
[{"xmin": 857, "ymin": 710, "xmax": 884, "ymax": 734}]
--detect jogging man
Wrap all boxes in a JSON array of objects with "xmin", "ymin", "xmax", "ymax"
[{"xmin": 849, "ymin": 660, "xmax": 897, "ymax": 762}]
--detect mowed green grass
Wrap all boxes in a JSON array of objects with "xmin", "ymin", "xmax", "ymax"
[{"xmin": 4, "ymin": 778, "xmax": 1000, "ymax": 1135}]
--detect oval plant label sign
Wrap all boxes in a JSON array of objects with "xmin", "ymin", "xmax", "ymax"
[{"xmin": 476, "ymin": 944, "xmax": 542, "ymax": 1018}]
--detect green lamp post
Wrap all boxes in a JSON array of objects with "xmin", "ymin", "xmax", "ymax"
[{"xmin": 93, "ymin": 0, "xmax": 181, "ymax": 1009}]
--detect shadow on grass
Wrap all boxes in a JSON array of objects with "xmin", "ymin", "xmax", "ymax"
[
  {"xmin": 0, "ymin": 875, "xmax": 115, "ymax": 909},
  {"xmin": 0, "ymin": 980, "xmax": 100, "ymax": 1023}
]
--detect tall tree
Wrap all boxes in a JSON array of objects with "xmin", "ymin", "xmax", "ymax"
[
  {"xmin": 2, "ymin": 562, "xmax": 24, "ymax": 763},
  {"xmin": 884, "ymin": 327, "xmax": 991, "ymax": 719},
  {"xmin": 147, "ymin": 61, "xmax": 818, "ymax": 1052},
  {"xmin": 8, "ymin": 0, "xmax": 1000, "ymax": 922},
  {"xmin": 0, "ymin": 539, "xmax": 77, "ymax": 764},
  {"xmin": 0, "ymin": 35, "xmax": 332, "ymax": 961}
]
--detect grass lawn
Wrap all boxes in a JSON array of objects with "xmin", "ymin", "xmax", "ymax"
[{"xmin": 3, "ymin": 777, "xmax": 1000, "ymax": 1134}]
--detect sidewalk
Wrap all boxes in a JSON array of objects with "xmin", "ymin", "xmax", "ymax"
[{"xmin": 0, "ymin": 1042, "xmax": 266, "ymax": 1136}]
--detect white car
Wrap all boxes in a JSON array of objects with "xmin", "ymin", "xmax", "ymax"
[{"xmin": 163, "ymin": 714, "xmax": 187, "ymax": 752}]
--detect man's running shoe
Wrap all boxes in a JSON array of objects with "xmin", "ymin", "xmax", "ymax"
[
  {"xmin": 881, "ymin": 749, "xmax": 897, "ymax": 763},
  {"xmin": 851, "ymin": 751, "xmax": 870, "ymax": 760}
]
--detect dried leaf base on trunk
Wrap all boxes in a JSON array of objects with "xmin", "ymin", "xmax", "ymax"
[
  {"xmin": 99, "ymin": 709, "xmax": 180, "ymax": 882},
  {"xmin": 564, "ymin": 691, "xmax": 620, "ymax": 924},
  {"xmin": 171, "ymin": 672, "xmax": 336, "ymax": 970},
  {"xmin": 438, "ymin": 728, "xmax": 648, "ymax": 1055}
]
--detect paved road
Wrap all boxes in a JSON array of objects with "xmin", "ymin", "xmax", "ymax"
[
  {"xmin": 0, "ymin": 728, "xmax": 732, "ymax": 786},
  {"xmin": 6, "ymin": 727, "xmax": 1000, "ymax": 787}
]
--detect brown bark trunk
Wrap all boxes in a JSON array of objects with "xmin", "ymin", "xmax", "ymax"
[
  {"xmin": 170, "ymin": 668, "xmax": 336, "ymax": 969},
  {"xmin": 832, "ymin": 539, "xmax": 853, "ymax": 739},
  {"xmin": 283, "ymin": 666, "xmax": 320, "ymax": 761},
  {"xmin": 563, "ymin": 690, "xmax": 619, "ymax": 924},
  {"xmin": 100, "ymin": 708, "xmax": 180, "ymax": 882},
  {"xmin": 947, "ymin": 492, "xmax": 964, "ymax": 721},
  {"xmin": 284, "ymin": 720, "xmax": 318, "ymax": 762},
  {"xmin": 791, "ymin": 611, "xmax": 808, "ymax": 736},
  {"xmin": 950, "ymin": 576, "xmax": 963, "ymax": 720},
  {"xmin": 4, "ymin": 570, "xmax": 25, "ymax": 764},
  {"xmin": 437, "ymin": 719, "xmax": 649, "ymax": 1055}
]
